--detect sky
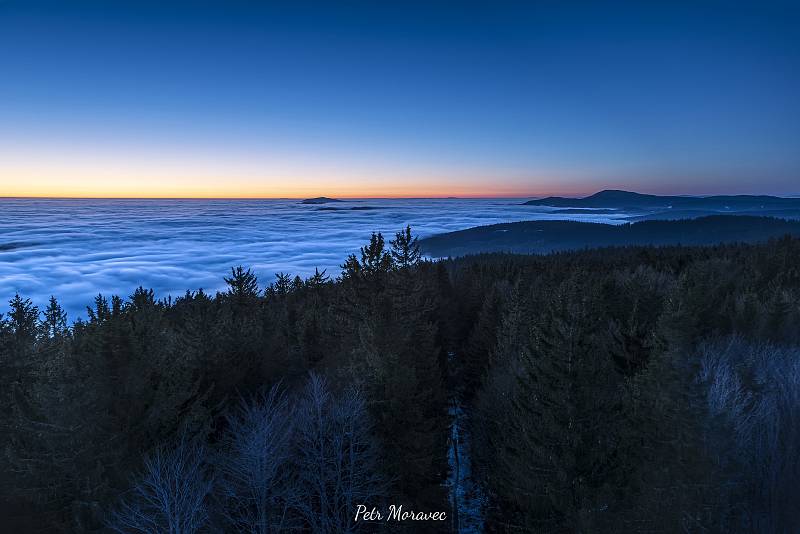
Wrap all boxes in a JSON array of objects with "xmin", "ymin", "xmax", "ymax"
[{"xmin": 1, "ymin": 1, "xmax": 798, "ymax": 198}]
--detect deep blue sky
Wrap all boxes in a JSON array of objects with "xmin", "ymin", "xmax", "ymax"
[{"xmin": 1, "ymin": 1, "xmax": 798, "ymax": 197}]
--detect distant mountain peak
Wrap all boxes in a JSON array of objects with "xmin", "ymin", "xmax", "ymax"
[
  {"xmin": 588, "ymin": 189, "xmax": 647, "ymax": 199},
  {"xmin": 301, "ymin": 196, "xmax": 342, "ymax": 204}
]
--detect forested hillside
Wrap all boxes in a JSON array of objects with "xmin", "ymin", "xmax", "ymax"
[
  {"xmin": 523, "ymin": 189, "xmax": 800, "ymax": 210},
  {"xmin": 419, "ymin": 215, "xmax": 800, "ymax": 257},
  {"xmin": 2, "ymin": 228, "xmax": 799, "ymax": 532}
]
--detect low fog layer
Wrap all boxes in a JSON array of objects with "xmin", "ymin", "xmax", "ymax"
[{"xmin": 0, "ymin": 198, "xmax": 627, "ymax": 319}]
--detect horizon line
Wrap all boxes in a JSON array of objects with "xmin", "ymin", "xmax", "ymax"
[
  {"xmin": 3, "ymin": 190, "xmax": 800, "ymax": 201},
  {"xmin": 0, "ymin": 194, "xmax": 539, "ymax": 200}
]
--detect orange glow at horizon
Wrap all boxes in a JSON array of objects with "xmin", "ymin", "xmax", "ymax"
[
  {"xmin": 0, "ymin": 179, "xmax": 554, "ymax": 199},
  {"xmin": 0, "ymin": 151, "xmax": 582, "ymax": 199},
  {"xmin": 0, "ymin": 173, "xmax": 564, "ymax": 199},
  {"xmin": 0, "ymin": 188, "xmax": 548, "ymax": 200}
]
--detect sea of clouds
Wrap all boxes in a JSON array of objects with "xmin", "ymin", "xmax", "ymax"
[{"xmin": 0, "ymin": 198, "xmax": 627, "ymax": 320}]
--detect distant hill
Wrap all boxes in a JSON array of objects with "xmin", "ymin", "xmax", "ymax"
[
  {"xmin": 524, "ymin": 190, "xmax": 800, "ymax": 212},
  {"xmin": 317, "ymin": 206, "xmax": 382, "ymax": 211},
  {"xmin": 301, "ymin": 197, "xmax": 342, "ymax": 204},
  {"xmin": 420, "ymin": 215, "xmax": 800, "ymax": 257}
]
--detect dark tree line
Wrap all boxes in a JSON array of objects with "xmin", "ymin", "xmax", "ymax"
[
  {"xmin": 452, "ymin": 238, "xmax": 800, "ymax": 532},
  {"xmin": 2, "ymin": 229, "xmax": 800, "ymax": 532}
]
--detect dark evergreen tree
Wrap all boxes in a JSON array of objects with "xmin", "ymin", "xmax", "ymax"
[
  {"xmin": 40, "ymin": 296, "xmax": 68, "ymax": 340},
  {"xmin": 2, "ymin": 233, "xmax": 800, "ymax": 532},
  {"xmin": 390, "ymin": 225, "xmax": 421, "ymax": 270},
  {"xmin": 224, "ymin": 265, "xmax": 260, "ymax": 301}
]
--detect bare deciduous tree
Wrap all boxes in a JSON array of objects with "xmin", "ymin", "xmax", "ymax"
[
  {"xmin": 294, "ymin": 373, "xmax": 386, "ymax": 534},
  {"xmin": 216, "ymin": 385, "xmax": 297, "ymax": 534},
  {"xmin": 107, "ymin": 432, "xmax": 212, "ymax": 534},
  {"xmin": 699, "ymin": 336, "xmax": 800, "ymax": 532}
]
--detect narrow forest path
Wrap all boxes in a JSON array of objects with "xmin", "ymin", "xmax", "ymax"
[{"xmin": 446, "ymin": 352, "xmax": 486, "ymax": 533}]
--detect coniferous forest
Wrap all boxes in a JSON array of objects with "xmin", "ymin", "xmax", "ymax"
[{"xmin": 2, "ymin": 227, "xmax": 800, "ymax": 533}]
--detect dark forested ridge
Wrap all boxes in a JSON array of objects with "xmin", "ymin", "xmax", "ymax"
[
  {"xmin": 524, "ymin": 189, "xmax": 800, "ymax": 210},
  {"xmin": 2, "ymin": 228, "xmax": 800, "ymax": 532},
  {"xmin": 419, "ymin": 215, "xmax": 800, "ymax": 257},
  {"xmin": 523, "ymin": 190, "xmax": 800, "ymax": 222}
]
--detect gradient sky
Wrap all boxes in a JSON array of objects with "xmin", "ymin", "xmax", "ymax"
[{"xmin": 1, "ymin": 1, "xmax": 798, "ymax": 198}]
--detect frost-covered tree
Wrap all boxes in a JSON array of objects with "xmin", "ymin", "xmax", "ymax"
[
  {"xmin": 216, "ymin": 385, "xmax": 296, "ymax": 534},
  {"xmin": 294, "ymin": 374, "xmax": 386, "ymax": 534},
  {"xmin": 108, "ymin": 433, "xmax": 213, "ymax": 534},
  {"xmin": 698, "ymin": 337, "xmax": 800, "ymax": 532}
]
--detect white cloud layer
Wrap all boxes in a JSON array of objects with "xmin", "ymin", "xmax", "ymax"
[{"xmin": 0, "ymin": 198, "xmax": 626, "ymax": 320}]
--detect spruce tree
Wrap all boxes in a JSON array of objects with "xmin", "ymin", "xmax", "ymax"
[
  {"xmin": 41, "ymin": 296, "xmax": 68, "ymax": 340},
  {"xmin": 492, "ymin": 281, "xmax": 628, "ymax": 531},
  {"xmin": 390, "ymin": 225, "xmax": 421, "ymax": 270}
]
